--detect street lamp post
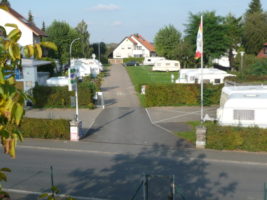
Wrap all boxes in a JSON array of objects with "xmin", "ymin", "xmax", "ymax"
[
  {"xmin": 98, "ymin": 42, "xmax": 101, "ymax": 61},
  {"xmin": 70, "ymin": 38, "xmax": 80, "ymax": 121},
  {"xmin": 240, "ymin": 51, "xmax": 245, "ymax": 72}
]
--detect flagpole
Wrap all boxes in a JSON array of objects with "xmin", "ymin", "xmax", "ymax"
[{"xmin": 200, "ymin": 15, "xmax": 204, "ymax": 125}]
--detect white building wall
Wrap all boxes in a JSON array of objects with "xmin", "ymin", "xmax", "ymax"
[
  {"xmin": 131, "ymin": 36, "xmax": 150, "ymax": 57},
  {"xmin": 0, "ymin": 9, "xmax": 34, "ymax": 46},
  {"xmin": 113, "ymin": 39, "xmax": 134, "ymax": 58}
]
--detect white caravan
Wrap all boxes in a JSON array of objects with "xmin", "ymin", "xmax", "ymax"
[
  {"xmin": 176, "ymin": 68, "xmax": 235, "ymax": 85},
  {"xmin": 143, "ymin": 57, "xmax": 165, "ymax": 65},
  {"xmin": 217, "ymin": 85, "xmax": 267, "ymax": 128},
  {"xmin": 46, "ymin": 76, "xmax": 69, "ymax": 87},
  {"xmin": 152, "ymin": 60, "xmax": 180, "ymax": 71}
]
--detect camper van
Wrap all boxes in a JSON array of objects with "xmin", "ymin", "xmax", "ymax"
[
  {"xmin": 152, "ymin": 60, "xmax": 180, "ymax": 71},
  {"xmin": 143, "ymin": 57, "xmax": 165, "ymax": 65},
  {"xmin": 176, "ymin": 68, "xmax": 235, "ymax": 85},
  {"xmin": 217, "ymin": 85, "xmax": 267, "ymax": 128}
]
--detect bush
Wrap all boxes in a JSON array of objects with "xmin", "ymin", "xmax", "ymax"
[
  {"xmin": 206, "ymin": 123, "xmax": 267, "ymax": 151},
  {"xmin": 145, "ymin": 84, "xmax": 222, "ymax": 107},
  {"xmin": 7, "ymin": 118, "xmax": 70, "ymax": 139},
  {"xmin": 33, "ymin": 84, "xmax": 95, "ymax": 108},
  {"xmin": 123, "ymin": 57, "xmax": 144, "ymax": 64}
]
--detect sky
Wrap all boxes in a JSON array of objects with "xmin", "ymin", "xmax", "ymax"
[{"xmin": 8, "ymin": 0, "xmax": 267, "ymax": 44}]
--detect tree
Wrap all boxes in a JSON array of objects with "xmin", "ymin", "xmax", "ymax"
[
  {"xmin": 28, "ymin": 10, "xmax": 34, "ymax": 25},
  {"xmin": 184, "ymin": 11, "xmax": 228, "ymax": 65},
  {"xmin": 75, "ymin": 20, "xmax": 92, "ymax": 58},
  {"xmin": 246, "ymin": 0, "xmax": 263, "ymax": 16},
  {"xmin": 223, "ymin": 14, "xmax": 242, "ymax": 69},
  {"xmin": 154, "ymin": 25, "xmax": 181, "ymax": 59},
  {"xmin": 45, "ymin": 20, "xmax": 80, "ymax": 65},
  {"xmin": 42, "ymin": 21, "xmax": 46, "ymax": 32},
  {"xmin": 242, "ymin": 12, "xmax": 267, "ymax": 54},
  {"xmin": 0, "ymin": 0, "xmax": 10, "ymax": 7},
  {"xmin": 176, "ymin": 39, "xmax": 195, "ymax": 68},
  {"xmin": 91, "ymin": 42, "xmax": 107, "ymax": 62}
]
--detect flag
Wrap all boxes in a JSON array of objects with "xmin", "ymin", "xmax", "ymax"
[{"xmin": 195, "ymin": 17, "xmax": 203, "ymax": 59}]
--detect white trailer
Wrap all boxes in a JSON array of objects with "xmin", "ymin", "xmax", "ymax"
[
  {"xmin": 176, "ymin": 68, "xmax": 234, "ymax": 85},
  {"xmin": 217, "ymin": 85, "xmax": 267, "ymax": 128},
  {"xmin": 143, "ymin": 57, "xmax": 165, "ymax": 65},
  {"xmin": 152, "ymin": 60, "xmax": 180, "ymax": 71}
]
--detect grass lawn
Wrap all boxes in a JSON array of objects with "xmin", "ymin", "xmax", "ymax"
[
  {"xmin": 126, "ymin": 65, "xmax": 179, "ymax": 106},
  {"xmin": 126, "ymin": 65, "xmax": 179, "ymax": 89}
]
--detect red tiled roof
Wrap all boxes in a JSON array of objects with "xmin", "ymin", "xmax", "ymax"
[
  {"xmin": 132, "ymin": 34, "xmax": 155, "ymax": 52},
  {"xmin": 128, "ymin": 37, "xmax": 137, "ymax": 45},
  {"xmin": 7, "ymin": 7, "xmax": 47, "ymax": 36},
  {"xmin": 257, "ymin": 43, "xmax": 267, "ymax": 58}
]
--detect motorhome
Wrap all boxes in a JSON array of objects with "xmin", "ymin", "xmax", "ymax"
[
  {"xmin": 143, "ymin": 57, "xmax": 165, "ymax": 65},
  {"xmin": 176, "ymin": 68, "xmax": 234, "ymax": 85},
  {"xmin": 152, "ymin": 60, "xmax": 180, "ymax": 71},
  {"xmin": 217, "ymin": 85, "xmax": 267, "ymax": 128}
]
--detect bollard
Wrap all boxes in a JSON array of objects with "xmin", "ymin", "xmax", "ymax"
[
  {"xmin": 70, "ymin": 120, "xmax": 82, "ymax": 141},
  {"xmin": 196, "ymin": 126, "xmax": 207, "ymax": 149}
]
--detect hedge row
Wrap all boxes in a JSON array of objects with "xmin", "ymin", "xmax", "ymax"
[
  {"xmin": 144, "ymin": 84, "xmax": 223, "ymax": 107},
  {"xmin": 33, "ymin": 83, "xmax": 95, "ymax": 108},
  {"xmin": 8, "ymin": 118, "xmax": 70, "ymax": 140},
  {"xmin": 123, "ymin": 57, "xmax": 144, "ymax": 63},
  {"xmin": 206, "ymin": 123, "xmax": 267, "ymax": 151}
]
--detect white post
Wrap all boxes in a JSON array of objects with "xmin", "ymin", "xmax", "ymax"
[
  {"xmin": 200, "ymin": 15, "xmax": 204, "ymax": 124},
  {"xmin": 240, "ymin": 51, "xmax": 244, "ymax": 72}
]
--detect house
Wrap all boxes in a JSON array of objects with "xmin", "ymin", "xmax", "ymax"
[
  {"xmin": 0, "ymin": 6, "xmax": 47, "ymax": 46},
  {"xmin": 0, "ymin": 6, "xmax": 51, "ymax": 93},
  {"xmin": 217, "ymin": 85, "xmax": 267, "ymax": 128},
  {"xmin": 113, "ymin": 34, "xmax": 156, "ymax": 59},
  {"xmin": 152, "ymin": 60, "xmax": 180, "ymax": 71},
  {"xmin": 257, "ymin": 43, "xmax": 267, "ymax": 58},
  {"xmin": 176, "ymin": 68, "xmax": 235, "ymax": 85}
]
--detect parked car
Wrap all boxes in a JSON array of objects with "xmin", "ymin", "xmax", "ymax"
[{"xmin": 124, "ymin": 61, "xmax": 140, "ymax": 66}]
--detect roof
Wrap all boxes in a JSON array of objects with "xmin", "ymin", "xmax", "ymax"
[
  {"xmin": 22, "ymin": 58, "xmax": 51, "ymax": 67},
  {"xmin": 132, "ymin": 34, "xmax": 155, "ymax": 52},
  {"xmin": 5, "ymin": 7, "xmax": 47, "ymax": 37},
  {"xmin": 257, "ymin": 43, "xmax": 267, "ymax": 58},
  {"xmin": 223, "ymin": 85, "xmax": 267, "ymax": 96},
  {"xmin": 128, "ymin": 37, "xmax": 137, "ymax": 45}
]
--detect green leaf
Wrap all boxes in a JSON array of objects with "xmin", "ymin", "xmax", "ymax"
[
  {"xmin": 38, "ymin": 193, "xmax": 49, "ymax": 199},
  {"xmin": 40, "ymin": 42, "xmax": 58, "ymax": 51},
  {"xmin": 0, "ymin": 168, "xmax": 11, "ymax": 172},
  {"xmin": 14, "ymin": 103, "xmax": 24, "ymax": 125},
  {"xmin": 8, "ymin": 43, "xmax": 16, "ymax": 61},
  {"xmin": 5, "ymin": 23, "xmax": 18, "ymax": 29},
  {"xmin": 0, "ymin": 129, "xmax": 9, "ymax": 138},
  {"xmin": 0, "ymin": 172, "xmax": 7, "ymax": 182},
  {"xmin": 13, "ymin": 129, "xmax": 23, "ymax": 142},
  {"xmin": 34, "ymin": 44, "xmax": 42, "ymax": 59},
  {"xmin": 7, "ymin": 29, "xmax": 21, "ymax": 41}
]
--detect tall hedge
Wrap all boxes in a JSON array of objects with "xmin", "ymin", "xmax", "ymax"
[
  {"xmin": 7, "ymin": 118, "xmax": 70, "ymax": 140},
  {"xmin": 33, "ymin": 84, "xmax": 95, "ymax": 108},
  {"xmin": 145, "ymin": 84, "xmax": 223, "ymax": 107}
]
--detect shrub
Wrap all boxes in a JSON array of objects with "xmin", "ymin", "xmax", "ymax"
[
  {"xmin": 206, "ymin": 123, "xmax": 267, "ymax": 151},
  {"xmin": 32, "ymin": 84, "xmax": 95, "ymax": 108},
  {"xmin": 123, "ymin": 57, "xmax": 144, "ymax": 64},
  {"xmin": 7, "ymin": 118, "xmax": 70, "ymax": 140},
  {"xmin": 145, "ymin": 84, "xmax": 222, "ymax": 107}
]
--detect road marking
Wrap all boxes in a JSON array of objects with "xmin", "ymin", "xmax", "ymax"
[
  {"xmin": 4, "ymin": 188, "xmax": 109, "ymax": 200},
  {"xmin": 18, "ymin": 145, "xmax": 120, "ymax": 155}
]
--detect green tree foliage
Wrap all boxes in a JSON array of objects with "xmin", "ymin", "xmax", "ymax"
[
  {"xmin": 245, "ymin": 0, "xmax": 263, "ymax": 16},
  {"xmin": 223, "ymin": 14, "xmax": 242, "ymax": 69},
  {"xmin": 41, "ymin": 21, "xmax": 46, "ymax": 32},
  {"xmin": 184, "ymin": 11, "xmax": 228, "ymax": 64},
  {"xmin": 27, "ymin": 10, "xmax": 34, "ymax": 25},
  {"xmin": 176, "ymin": 39, "xmax": 195, "ymax": 68},
  {"xmin": 242, "ymin": 12, "xmax": 267, "ymax": 54},
  {"xmin": 75, "ymin": 20, "xmax": 92, "ymax": 58},
  {"xmin": 91, "ymin": 42, "xmax": 107, "ymax": 62},
  {"xmin": 154, "ymin": 25, "xmax": 181, "ymax": 59},
  {"xmin": 45, "ymin": 20, "xmax": 80, "ymax": 64},
  {"xmin": 0, "ymin": 0, "xmax": 10, "ymax": 7}
]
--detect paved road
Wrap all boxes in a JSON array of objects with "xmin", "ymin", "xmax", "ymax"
[
  {"xmin": 2, "ymin": 145, "xmax": 267, "ymax": 200},
  {"xmin": 83, "ymin": 64, "xmax": 191, "ymax": 148}
]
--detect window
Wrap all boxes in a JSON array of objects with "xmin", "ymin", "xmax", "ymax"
[
  {"xmin": 234, "ymin": 110, "xmax": 255, "ymax": 120},
  {"xmin": 175, "ymin": 63, "xmax": 178, "ymax": 66},
  {"xmin": 128, "ymin": 47, "xmax": 131, "ymax": 49},
  {"xmin": 121, "ymin": 47, "xmax": 124, "ymax": 50},
  {"xmin": 203, "ymin": 79, "xmax": 210, "ymax": 83},
  {"xmin": 190, "ymin": 76, "xmax": 194, "ymax": 81},
  {"xmin": 166, "ymin": 63, "xmax": 170, "ymax": 66},
  {"xmin": 215, "ymin": 79, "xmax": 221, "ymax": 84}
]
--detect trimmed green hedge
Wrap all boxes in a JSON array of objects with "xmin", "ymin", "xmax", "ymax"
[
  {"xmin": 33, "ymin": 83, "xmax": 95, "ymax": 108},
  {"xmin": 123, "ymin": 57, "xmax": 144, "ymax": 63},
  {"xmin": 7, "ymin": 118, "xmax": 70, "ymax": 139},
  {"xmin": 144, "ymin": 84, "xmax": 223, "ymax": 107},
  {"xmin": 206, "ymin": 124, "xmax": 267, "ymax": 152}
]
